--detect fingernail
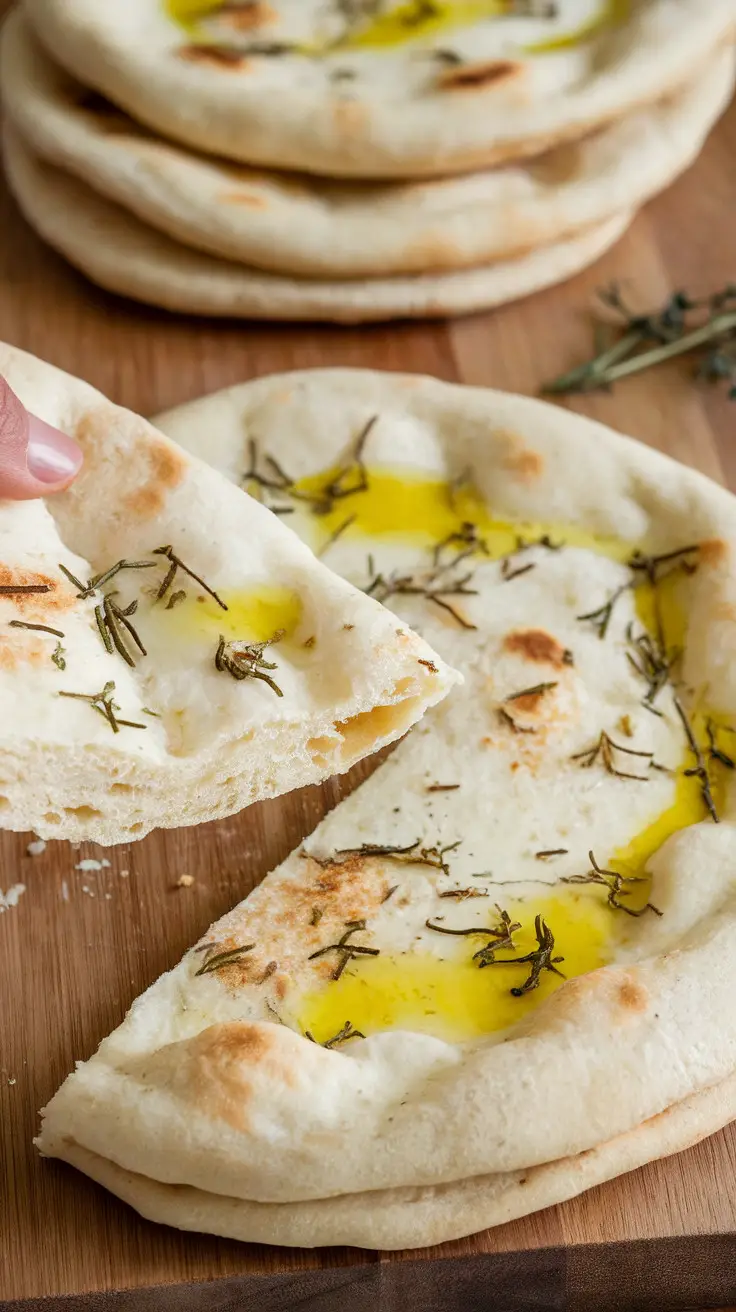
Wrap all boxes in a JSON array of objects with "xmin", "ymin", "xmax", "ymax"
[{"xmin": 26, "ymin": 414, "xmax": 83, "ymax": 484}]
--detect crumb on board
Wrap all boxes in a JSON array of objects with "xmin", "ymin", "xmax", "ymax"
[
  {"xmin": 0, "ymin": 884, "xmax": 25, "ymax": 913},
  {"xmin": 26, "ymin": 839, "xmax": 46, "ymax": 857},
  {"xmin": 176, "ymin": 874, "xmax": 195, "ymax": 888},
  {"xmin": 60, "ymin": 880, "xmax": 69, "ymax": 902},
  {"xmin": 75, "ymin": 858, "xmax": 111, "ymax": 872},
  {"xmin": 120, "ymin": 869, "xmax": 129, "ymax": 878}
]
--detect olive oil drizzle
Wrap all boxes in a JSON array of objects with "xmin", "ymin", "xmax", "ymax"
[{"xmin": 166, "ymin": 0, "xmax": 626, "ymax": 58}]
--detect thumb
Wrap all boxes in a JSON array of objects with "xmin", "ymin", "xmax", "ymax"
[{"xmin": 0, "ymin": 374, "xmax": 83, "ymax": 499}]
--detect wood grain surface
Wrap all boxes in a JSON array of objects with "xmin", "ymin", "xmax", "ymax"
[{"xmin": 1, "ymin": 46, "xmax": 736, "ymax": 1312}]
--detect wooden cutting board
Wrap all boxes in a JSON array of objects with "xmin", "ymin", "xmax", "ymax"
[{"xmin": 1, "ymin": 69, "xmax": 736, "ymax": 1312}]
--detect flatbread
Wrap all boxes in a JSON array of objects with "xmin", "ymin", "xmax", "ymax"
[
  {"xmin": 39, "ymin": 371, "xmax": 736, "ymax": 1221},
  {"xmin": 23, "ymin": 0, "xmax": 736, "ymax": 178},
  {"xmin": 2, "ymin": 127, "xmax": 631, "ymax": 323},
  {"xmin": 0, "ymin": 350, "xmax": 456, "ymax": 845},
  {"xmin": 3, "ymin": 11, "xmax": 732, "ymax": 278},
  {"xmin": 43, "ymin": 1071, "xmax": 736, "ymax": 1250}
]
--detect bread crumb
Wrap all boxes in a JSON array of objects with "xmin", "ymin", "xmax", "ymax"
[
  {"xmin": 176, "ymin": 874, "xmax": 195, "ymax": 888},
  {"xmin": 120, "ymin": 869, "xmax": 129, "ymax": 878},
  {"xmin": 60, "ymin": 880, "xmax": 69, "ymax": 902},
  {"xmin": 0, "ymin": 884, "xmax": 25, "ymax": 913},
  {"xmin": 26, "ymin": 839, "xmax": 46, "ymax": 857},
  {"xmin": 76, "ymin": 858, "xmax": 111, "ymax": 872}
]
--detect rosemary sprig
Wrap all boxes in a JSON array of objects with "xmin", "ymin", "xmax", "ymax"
[
  {"xmin": 673, "ymin": 695, "xmax": 719, "ymax": 823},
  {"xmin": 195, "ymin": 943, "xmax": 255, "ymax": 975},
  {"xmin": 505, "ymin": 681, "xmax": 558, "ymax": 702},
  {"xmin": 318, "ymin": 514, "xmax": 356, "ymax": 557},
  {"xmin": 153, "ymin": 545, "xmax": 228, "ymax": 611},
  {"xmin": 215, "ymin": 632, "xmax": 284, "ymax": 695},
  {"xmin": 364, "ymin": 558, "xmax": 478, "ymax": 630},
  {"xmin": 244, "ymin": 418, "xmax": 374, "ymax": 518},
  {"xmin": 571, "ymin": 730, "xmax": 652, "ymax": 781},
  {"xmin": 52, "ymin": 642, "xmax": 66, "ymax": 670},
  {"xmin": 0, "ymin": 583, "xmax": 51, "ymax": 595},
  {"xmin": 543, "ymin": 285, "xmax": 736, "ymax": 398},
  {"xmin": 577, "ymin": 582, "xmax": 631, "ymax": 639},
  {"xmin": 9, "ymin": 620, "xmax": 64, "ymax": 637},
  {"xmin": 432, "ymin": 521, "xmax": 488, "ymax": 567},
  {"xmin": 58, "ymin": 681, "xmax": 146, "ymax": 733},
  {"xmin": 626, "ymin": 625, "xmax": 677, "ymax": 707},
  {"xmin": 95, "ymin": 594, "xmax": 147, "ymax": 668},
  {"xmin": 484, "ymin": 914, "xmax": 565, "ymax": 996},
  {"xmin": 58, "ymin": 558, "xmax": 156, "ymax": 600},
  {"xmin": 325, "ymin": 838, "xmax": 461, "ymax": 877},
  {"xmin": 536, "ymin": 848, "xmax": 568, "ymax": 859},
  {"xmin": 305, "ymin": 1021, "xmax": 365, "ymax": 1048},
  {"xmin": 706, "ymin": 719, "xmax": 735, "ymax": 770},
  {"xmin": 439, "ymin": 887, "xmax": 489, "ymax": 900},
  {"xmin": 562, "ymin": 850, "xmax": 662, "ymax": 918},
  {"xmin": 425, "ymin": 906, "xmax": 520, "ymax": 967},
  {"xmin": 308, "ymin": 920, "xmax": 380, "ymax": 981},
  {"xmin": 498, "ymin": 706, "xmax": 537, "ymax": 735}
]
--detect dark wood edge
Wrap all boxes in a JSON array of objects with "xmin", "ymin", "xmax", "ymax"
[{"xmin": 5, "ymin": 1234, "xmax": 735, "ymax": 1312}]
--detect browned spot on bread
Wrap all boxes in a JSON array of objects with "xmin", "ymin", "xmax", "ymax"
[
  {"xmin": 122, "ymin": 439, "xmax": 188, "ymax": 521},
  {"xmin": 177, "ymin": 43, "xmax": 248, "ymax": 68},
  {"xmin": 438, "ymin": 59, "xmax": 520, "ymax": 91},
  {"xmin": 0, "ymin": 565, "xmax": 75, "ymax": 615},
  {"xmin": 332, "ymin": 98, "xmax": 369, "ymax": 137},
  {"xmin": 215, "ymin": 1, "xmax": 276, "ymax": 30},
  {"xmin": 144, "ymin": 1022, "xmax": 295, "ymax": 1133},
  {"xmin": 218, "ymin": 190, "xmax": 269, "ymax": 208},
  {"xmin": 509, "ymin": 690, "xmax": 547, "ymax": 715},
  {"xmin": 503, "ymin": 629, "xmax": 567, "ymax": 667},
  {"xmin": 617, "ymin": 974, "xmax": 648, "ymax": 1014},
  {"xmin": 699, "ymin": 538, "xmax": 727, "ymax": 567},
  {"xmin": 0, "ymin": 636, "xmax": 52, "ymax": 671},
  {"xmin": 401, "ymin": 231, "xmax": 462, "ymax": 274},
  {"xmin": 498, "ymin": 435, "xmax": 540, "ymax": 482}
]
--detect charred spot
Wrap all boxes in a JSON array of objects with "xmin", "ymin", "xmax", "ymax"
[
  {"xmin": 438, "ymin": 58, "xmax": 520, "ymax": 91},
  {"xmin": 617, "ymin": 976, "xmax": 648, "ymax": 1014},
  {"xmin": 509, "ymin": 690, "xmax": 547, "ymax": 715},
  {"xmin": 214, "ymin": 1, "xmax": 276, "ymax": 31},
  {"xmin": 698, "ymin": 538, "xmax": 726, "ymax": 568},
  {"xmin": 503, "ymin": 629, "xmax": 567, "ymax": 668},
  {"xmin": 176, "ymin": 43, "xmax": 247, "ymax": 68},
  {"xmin": 0, "ymin": 565, "xmax": 75, "ymax": 615}
]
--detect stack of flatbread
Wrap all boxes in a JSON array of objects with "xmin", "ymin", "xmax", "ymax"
[
  {"xmin": 2, "ymin": 2, "xmax": 734, "ymax": 322},
  {"xmin": 38, "ymin": 367, "xmax": 736, "ymax": 1248}
]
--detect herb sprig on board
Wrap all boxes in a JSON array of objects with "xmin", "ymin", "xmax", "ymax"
[{"xmin": 544, "ymin": 285, "xmax": 736, "ymax": 397}]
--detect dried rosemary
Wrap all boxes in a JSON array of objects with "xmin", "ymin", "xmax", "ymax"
[
  {"xmin": 0, "ymin": 583, "xmax": 51, "ymax": 595},
  {"xmin": 364, "ymin": 558, "xmax": 478, "ymax": 631},
  {"xmin": 58, "ymin": 681, "xmax": 147, "ymax": 734},
  {"xmin": 153, "ymin": 545, "xmax": 228, "ymax": 611},
  {"xmin": 306, "ymin": 1021, "xmax": 365, "ymax": 1048},
  {"xmin": 563, "ymin": 850, "xmax": 662, "ymax": 918},
  {"xmin": 243, "ymin": 418, "xmax": 375, "ymax": 517},
  {"xmin": 323, "ymin": 838, "xmax": 461, "ymax": 878},
  {"xmin": 505, "ymin": 681, "xmax": 558, "ymax": 702},
  {"xmin": 308, "ymin": 920, "xmax": 380, "ymax": 981},
  {"xmin": 59, "ymin": 558, "xmax": 156, "ymax": 601},
  {"xmin": 195, "ymin": 943, "xmax": 255, "ymax": 976},
  {"xmin": 8, "ymin": 620, "xmax": 64, "ymax": 637},
  {"xmin": 426, "ymin": 906, "xmax": 520, "ymax": 967},
  {"xmin": 485, "ymin": 914, "xmax": 565, "ymax": 995},
  {"xmin": 215, "ymin": 632, "xmax": 284, "ymax": 696},
  {"xmin": 571, "ymin": 730, "xmax": 653, "ymax": 782}
]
